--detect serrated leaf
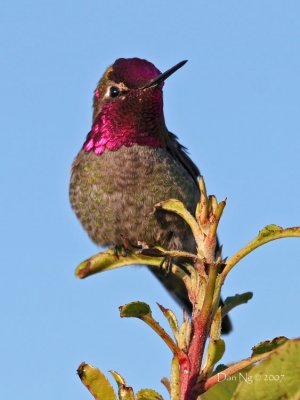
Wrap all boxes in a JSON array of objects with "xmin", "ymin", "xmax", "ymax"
[
  {"xmin": 222, "ymin": 292, "xmax": 253, "ymax": 316},
  {"xmin": 233, "ymin": 339, "xmax": 300, "ymax": 400},
  {"xmin": 251, "ymin": 336, "xmax": 288, "ymax": 356},
  {"xmin": 258, "ymin": 224, "xmax": 282, "ymax": 238},
  {"xmin": 77, "ymin": 363, "xmax": 117, "ymax": 400},
  {"xmin": 119, "ymin": 302, "xmax": 151, "ymax": 318},
  {"xmin": 157, "ymin": 304, "xmax": 179, "ymax": 340},
  {"xmin": 136, "ymin": 388, "xmax": 164, "ymax": 400}
]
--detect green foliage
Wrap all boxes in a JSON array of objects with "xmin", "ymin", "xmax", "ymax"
[
  {"xmin": 251, "ymin": 336, "xmax": 288, "ymax": 356},
  {"xmin": 233, "ymin": 339, "xmax": 300, "ymax": 400},
  {"xmin": 136, "ymin": 389, "xmax": 164, "ymax": 400},
  {"xmin": 157, "ymin": 304, "xmax": 179, "ymax": 341},
  {"xmin": 119, "ymin": 302, "xmax": 151, "ymax": 318},
  {"xmin": 198, "ymin": 372, "xmax": 241, "ymax": 400},
  {"xmin": 77, "ymin": 363, "xmax": 116, "ymax": 400},
  {"xmin": 203, "ymin": 339, "xmax": 225, "ymax": 376},
  {"xmin": 258, "ymin": 224, "xmax": 282, "ymax": 238},
  {"xmin": 78, "ymin": 363, "xmax": 164, "ymax": 400},
  {"xmin": 200, "ymin": 339, "xmax": 300, "ymax": 399},
  {"xmin": 222, "ymin": 292, "xmax": 253, "ymax": 317}
]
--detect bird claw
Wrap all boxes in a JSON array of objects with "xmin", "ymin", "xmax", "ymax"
[
  {"xmin": 113, "ymin": 245, "xmax": 128, "ymax": 258},
  {"xmin": 114, "ymin": 236, "xmax": 143, "ymax": 258},
  {"xmin": 159, "ymin": 256, "xmax": 173, "ymax": 276}
]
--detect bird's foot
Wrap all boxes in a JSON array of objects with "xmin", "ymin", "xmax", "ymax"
[
  {"xmin": 113, "ymin": 245, "xmax": 128, "ymax": 258},
  {"xmin": 116, "ymin": 236, "xmax": 143, "ymax": 256},
  {"xmin": 159, "ymin": 256, "xmax": 173, "ymax": 276}
]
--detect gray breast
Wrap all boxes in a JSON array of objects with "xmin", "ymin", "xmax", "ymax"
[{"xmin": 69, "ymin": 145, "xmax": 199, "ymax": 250}]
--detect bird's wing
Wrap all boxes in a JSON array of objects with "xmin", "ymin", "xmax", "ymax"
[{"xmin": 166, "ymin": 131, "xmax": 200, "ymax": 185}]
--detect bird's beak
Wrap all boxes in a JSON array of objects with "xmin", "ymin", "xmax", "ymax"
[{"xmin": 141, "ymin": 60, "xmax": 187, "ymax": 89}]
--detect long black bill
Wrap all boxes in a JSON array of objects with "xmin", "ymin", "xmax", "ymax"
[{"xmin": 141, "ymin": 60, "xmax": 188, "ymax": 89}]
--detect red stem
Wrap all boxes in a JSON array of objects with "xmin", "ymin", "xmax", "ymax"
[{"xmin": 180, "ymin": 255, "xmax": 217, "ymax": 400}]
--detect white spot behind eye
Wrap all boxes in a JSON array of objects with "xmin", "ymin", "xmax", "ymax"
[{"xmin": 105, "ymin": 87, "xmax": 112, "ymax": 97}]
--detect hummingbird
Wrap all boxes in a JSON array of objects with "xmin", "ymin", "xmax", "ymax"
[{"xmin": 69, "ymin": 58, "xmax": 231, "ymax": 333}]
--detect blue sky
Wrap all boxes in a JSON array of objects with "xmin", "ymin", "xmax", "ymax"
[{"xmin": 1, "ymin": 1, "xmax": 299, "ymax": 398}]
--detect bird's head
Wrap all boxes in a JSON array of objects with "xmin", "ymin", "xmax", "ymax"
[{"xmin": 83, "ymin": 58, "xmax": 187, "ymax": 155}]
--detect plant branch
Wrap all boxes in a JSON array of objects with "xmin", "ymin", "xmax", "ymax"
[
  {"xmin": 221, "ymin": 225, "xmax": 300, "ymax": 282},
  {"xmin": 201, "ymin": 349, "xmax": 277, "ymax": 392},
  {"xmin": 141, "ymin": 313, "xmax": 181, "ymax": 356},
  {"xmin": 184, "ymin": 262, "xmax": 219, "ymax": 400}
]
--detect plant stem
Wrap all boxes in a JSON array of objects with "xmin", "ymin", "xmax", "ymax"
[
  {"xmin": 141, "ymin": 314, "xmax": 181, "ymax": 356},
  {"xmin": 221, "ymin": 226, "xmax": 300, "ymax": 282},
  {"xmin": 182, "ymin": 261, "xmax": 218, "ymax": 400}
]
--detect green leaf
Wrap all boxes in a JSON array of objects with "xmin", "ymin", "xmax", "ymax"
[
  {"xmin": 221, "ymin": 226, "xmax": 300, "ymax": 281},
  {"xmin": 118, "ymin": 386, "xmax": 135, "ymax": 400},
  {"xmin": 198, "ymin": 367, "xmax": 253, "ymax": 400},
  {"xmin": 178, "ymin": 318, "xmax": 192, "ymax": 352},
  {"xmin": 212, "ymin": 340, "xmax": 226, "ymax": 365},
  {"xmin": 210, "ymin": 307, "xmax": 222, "ymax": 340},
  {"xmin": 109, "ymin": 371, "xmax": 134, "ymax": 400},
  {"xmin": 119, "ymin": 302, "xmax": 179, "ymax": 354},
  {"xmin": 213, "ymin": 364, "xmax": 228, "ymax": 374},
  {"xmin": 136, "ymin": 388, "xmax": 164, "ymax": 400},
  {"xmin": 77, "ymin": 363, "xmax": 117, "ymax": 400},
  {"xmin": 119, "ymin": 302, "xmax": 151, "ymax": 318},
  {"xmin": 75, "ymin": 248, "xmax": 184, "ymax": 280},
  {"xmin": 157, "ymin": 303, "xmax": 179, "ymax": 341},
  {"xmin": 110, "ymin": 370, "xmax": 126, "ymax": 387},
  {"xmin": 233, "ymin": 339, "xmax": 300, "ymax": 399},
  {"xmin": 202, "ymin": 339, "xmax": 226, "ymax": 379},
  {"xmin": 155, "ymin": 199, "xmax": 196, "ymax": 226},
  {"xmin": 200, "ymin": 339, "xmax": 300, "ymax": 399},
  {"xmin": 198, "ymin": 372, "xmax": 241, "ymax": 400},
  {"xmin": 258, "ymin": 224, "xmax": 282, "ymax": 238},
  {"xmin": 251, "ymin": 336, "xmax": 288, "ymax": 356},
  {"xmin": 155, "ymin": 199, "xmax": 203, "ymax": 252},
  {"xmin": 170, "ymin": 356, "xmax": 180, "ymax": 400},
  {"xmin": 222, "ymin": 292, "xmax": 253, "ymax": 316}
]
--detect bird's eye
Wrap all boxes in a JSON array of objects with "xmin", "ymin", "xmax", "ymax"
[{"xmin": 109, "ymin": 86, "xmax": 120, "ymax": 98}]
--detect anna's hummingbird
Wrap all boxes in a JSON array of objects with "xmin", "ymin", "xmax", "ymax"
[{"xmin": 70, "ymin": 58, "xmax": 231, "ymax": 333}]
